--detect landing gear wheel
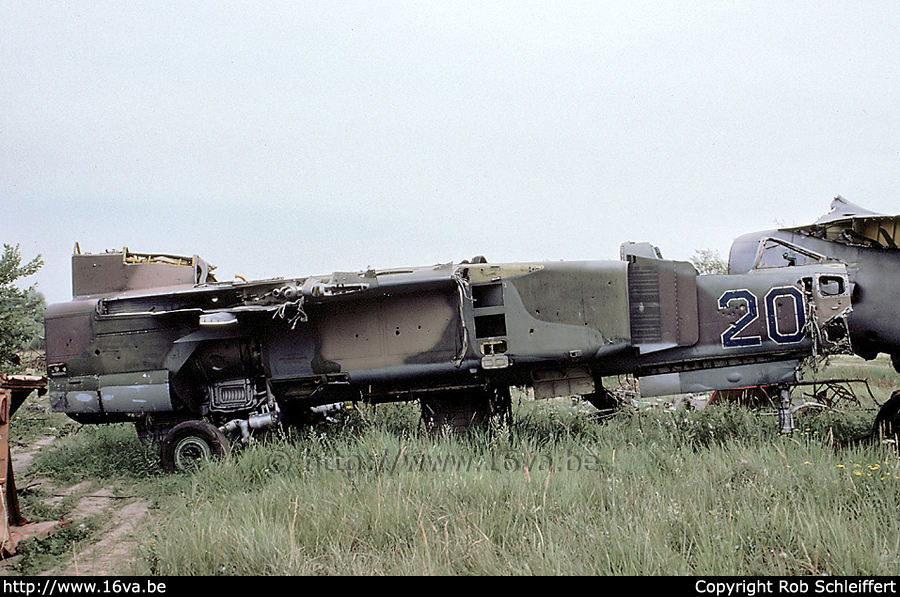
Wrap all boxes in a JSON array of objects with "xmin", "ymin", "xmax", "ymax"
[
  {"xmin": 421, "ymin": 390, "xmax": 484, "ymax": 434},
  {"xmin": 873, "ymin": 390, "xmax": 900, "ymax": 440},
  {"xmin": 584, "ymin": 387, "xmax": 620, "ymax": 412},
  {"xmin": 160, "ymin": 420, "xmax": 230, "ymax": 473},
  {"xmin": 420, "ymin": 385, "xmax": 510, "ymax": 434},
  {"xmin": 489, "ymin": 384, "xmax": 512, "ymax": 426}
]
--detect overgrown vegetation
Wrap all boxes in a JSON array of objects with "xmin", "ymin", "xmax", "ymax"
[
  {"xmin": 689, "ymin": 248, "xmax": 729, "ymax": 275},
  {"xmin": 0, "ymin": 243, "xmax": 45, "ymax": 373},
  {"xmin": 12, "ymin": 519, "xmax": 100, "ymax": 576},
  {"xmin": 10, "ymin": 357, "xmax": 900, "ymax": 576}
]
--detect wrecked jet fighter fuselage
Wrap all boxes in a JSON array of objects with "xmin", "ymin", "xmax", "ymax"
[
  {"xmin": 44, "ymin": 243, "xmax": 852, "ymax": 471},
  {"xmin": 730, "ymin": 196, "xmax": 900, "ymax": 372}
]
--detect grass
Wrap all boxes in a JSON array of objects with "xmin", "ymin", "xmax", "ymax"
[
  {"xmin": 9, "ymin": 355, "xmax": 900, "ymax": 575},
  {"xmin": 126, "ymin": 403, "xmax": 900, "ymax": 576}
]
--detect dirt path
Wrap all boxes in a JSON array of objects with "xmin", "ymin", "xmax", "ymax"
[
  {"xmin": 3, "ymin": 435, "xmax": 153, "ymax": 576},
  {"xmin": 44, "ymin": 492, "xmax": 151, "ymax": 576}
]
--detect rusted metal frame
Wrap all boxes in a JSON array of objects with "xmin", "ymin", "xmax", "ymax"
[{"xmin": 0, "ymin": 375, "xmax": 62, "ymax": 559}]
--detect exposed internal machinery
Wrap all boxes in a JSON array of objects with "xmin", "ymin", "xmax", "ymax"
[
  {"xmin": 731, "ymin": 196, "xmax": 900, "ymax": 370},
  {"xmin": 43, "ymin": 225, "xmax": 860, "ymax": 471},
  {"xmin": 730, "ymin": 197, "xmax": 900, "ymax": 439}
]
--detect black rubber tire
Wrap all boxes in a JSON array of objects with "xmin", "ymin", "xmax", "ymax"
[
  {"xmin": 421, "ymin": 386, "xmax": 510, "ymax": 434},
  {"xmin": 873, "ymin": 390, "xmax": 900, "ymax": 439},
  {"xmin": 585, "ymin": 387, "xmax": 621, "ymax": 411},
  {"xmin": 159, "ymin": 420, "xmax": 230, "ymax": 473}
]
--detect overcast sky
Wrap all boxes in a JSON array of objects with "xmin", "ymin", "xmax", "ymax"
[{"xmin": 3, "ymin": 2, "xmax": 899, "ymax": 305}]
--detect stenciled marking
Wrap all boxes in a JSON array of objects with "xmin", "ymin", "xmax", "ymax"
[
  {"xmin": 718, "ymin": 287, "xmax": 807, "ymax": 349},
  {"xmin": 765, "ymin": 286, "xmax": 806, "ymax": 345},
  {"xmin": 719, "ymin": 289, "xmax": 761, "ymax": 348}
]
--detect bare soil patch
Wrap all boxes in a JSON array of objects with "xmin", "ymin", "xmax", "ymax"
[{"xmin": 2, "ymin": 435, "xmax": 153, "ymax": 576}]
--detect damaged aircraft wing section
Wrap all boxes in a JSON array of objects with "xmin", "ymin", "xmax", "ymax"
[{"xmin": 785, "ymin": 196, "xmax": 900, "ymax": 249}]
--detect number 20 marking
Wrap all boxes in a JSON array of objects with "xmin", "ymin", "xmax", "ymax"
[{"xmin": 718, "ymin": 287, "xmax": 806, "ymax": 349}]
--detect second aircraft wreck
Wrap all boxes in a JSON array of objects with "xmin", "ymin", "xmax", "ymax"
[
  {"xmin": 44, "ymin": 225, "xmax": 856, "ymax": 471},
  {"xmin": 730, "ymin": 196, "xmax": 900, "ymax": 371}
]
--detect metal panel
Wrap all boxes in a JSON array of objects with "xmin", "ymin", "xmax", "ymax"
[
  {"xmin": 639, "ymin": 360, "xmax": 798, "ymax": 397},
  {"xmin": 99, "ymin": 370, "xmax": 172, "ymax": 413},
  {"xmin": 628, "ymin": 257, "xmax": 699, "ymax": 349}
]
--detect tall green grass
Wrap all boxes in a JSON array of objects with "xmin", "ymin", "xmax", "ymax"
[
  {"xmin": 121, "ymin": 397, "xmax": 900, "ymax": 576},
  {"xmin": 20, "ymin": 356, "xmax": 900, "ymax": 576}
]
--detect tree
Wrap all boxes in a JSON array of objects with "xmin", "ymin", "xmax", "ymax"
[
  {"xmin": 0, "ymin": 244, "xmax": 46, "ymax": 373},
  {"xmin": 690, "ymin": 248, "xmax": 728, "ymax": 275}
]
